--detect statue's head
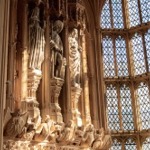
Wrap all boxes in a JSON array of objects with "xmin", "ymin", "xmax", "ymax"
[{"xmin": 53, "ymin": 20, "xmax": 64, "ymax": 33}]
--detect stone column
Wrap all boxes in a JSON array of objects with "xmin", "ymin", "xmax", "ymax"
[
  {"xmin": 6, "ymin": 0, "xmax": 18, "ymax": 111},
  {"xmin": 50, "ymin": 78, "xmax": 64, "ymax": 122},
  {"xmin": 0, "ymin": 0, "xmax": 10, "ymax": 149},
  {"xmin": 80, "ymin": 31, "xmax": 91, "ymax": 124},
  {"xmin": 41, "ymin": 1, "xmax": 51, "ymax": 117},
  {"xmin": 71, "ymin": 87, "xmax": 82, "ymax": 126}
]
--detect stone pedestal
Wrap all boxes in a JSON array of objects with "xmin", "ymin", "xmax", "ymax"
[
  {"xmin": 50, "ymin": 78, "xmax": 64, "ymax": 123},
  {"xmin": 71, "ymin": 86, "xmax": 82, "ymax": 126},
  {"xmin": 21, "ymin": 69, "xmax": 42, "ymax": 117}
]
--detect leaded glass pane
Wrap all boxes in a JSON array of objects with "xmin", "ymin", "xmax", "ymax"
[
  {"xmin": 137, "ymin": 82, "xmax": 150, "ymax": 130},
  {"xmin": 127, "ymin": 0, "xmax": 140, "ymax": 27},
  {"xmin": 110, "ymin": 139, "xmax": 122, "ymax": 150},
  {"xmin": 131, "ymin": 33, "xmax": 146, "ymax": 75},
  {"xmin": 106, "ymin": 85, "xmax": 120, "ymax": 130},
  {"xmin": 111, "ymin": 0, "xmax": 124, "ymax": 28},
  {"xmin": 101, "ymin": 0, "xmax": 111, "ymax": 29},
  {"xmin": 120, "ymin": 85, "xmax": 134, "ymax": 130},
  {"xmin": 115, "ymin": 36, "xmax": 129, "ymax": 76},
  {"xmin": 140, "ymin": 0, "xmax": 150, "ymax": 23},
  {"xmin": 142, "ymin": 137, "xmax": 150, "ymax": 150},
  {"xmin": 102, "ymin": 36, "xmax": 115, "ymax": 77},
  {"xmin": 144, "ymin": 29, "xmax": 150, "ymax": 72},
  {"xmin": 125, "ymin": 139, "xmax": 137, "ymax": 150}
]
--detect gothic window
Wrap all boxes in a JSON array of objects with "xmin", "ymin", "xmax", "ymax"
[
  {"xmin": 115, "ymin": 36, "xmax": 128, "ymax": 76},
  {"xmin": 131, "ymin": 33, "xmax": 146, "ymax": 75},
  {"xmin": 106, "ymin": 84, "xmax": 120, "ymax": 130},
  {"xmin": 126, "ymin": 0, "xmax": 140, "ymax": 27},
  {"xmin": 137, "ymin": 82, "xmax": 150, "ymax": 130},
  {"xmin": 102, "ymin": 36, "xmax": 128, "ymax": 77},
  {"xmin": 101, "ymin": 0, "xmax": 124, "ymax": 29},
  {"xmin": 111, "ymin": 0, "xmax": 124, "ymax": 28},
  {"xmin": 102, "ymin": 36, "xmax": 115, "ymax": 77},
  {"xmin": 106, "ymin": 84, "xmax": 134, "ymax": 131},
  {"xmin": 120, "ymin": 85, "xmax": 134, "ymax": 130},
  {"xmin": 101, "ymin": 0, "xmax": 111, "ymax": 28}
]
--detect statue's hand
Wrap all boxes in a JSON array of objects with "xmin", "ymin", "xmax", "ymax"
[{"xmin": 50, "ymin": 40, "xmax": 55, "ymax": 49}]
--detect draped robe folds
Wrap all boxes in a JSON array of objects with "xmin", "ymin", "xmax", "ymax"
[
  {"xmin": 28, "ymin": 7, "xmax": 45, "ymax": 70},
  {"xmin": 69, "ymin": 36, "xmax": 81, "ymax": 83}
]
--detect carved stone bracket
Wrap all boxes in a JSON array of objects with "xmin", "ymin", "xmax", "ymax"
[
  {"xmin": 50, "ymin": 77, "xmax": 64, "ymax": 123},
  {"xmin": 21, "ymin": 69, "xmax": 42, "ymax": 118},
  {"xmin": 71, "ymin": 86, "xmax": 82, "ymax": 126}
]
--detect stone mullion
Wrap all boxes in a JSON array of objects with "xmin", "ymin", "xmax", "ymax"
[
  {"xmin": 137, "ymin": 0, "xmax": 142, "ymax": 24},
  {"xmin": 126, "ymin": 33, "xmax": 133, "ymax": 76},
  {"xmin": 117, "ymin": 83, "xmax": 123, "ymax": 130},
  {"xmin": 141, "ymin": 33, "xmax": 149, "ymax": 73},
  {"xmin": 133, "ymin": 81, "xmax": 142, "ymax": 131},
  {"xmin": 130, "ymin": 81, "xmax": 139, "ymax": 131},
  {"xmin": 122, "ymin": 0, "xmax": 127, "ymax": 29},
  {"xmin": 113, "ymin": 36, "xmax": 118, "ymax": 76},
  {"xmin": 109, "ymin": 0, "xmax": 113, "ymax": 28}
]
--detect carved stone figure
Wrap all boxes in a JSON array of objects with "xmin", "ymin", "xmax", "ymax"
[
  {"xmin": 57, "ymin": 120, "xmax": 75, "ymax": 144},
  {"xmin": 80, "ymin": 123, "xmax": 94, "ymax": 148},
  {"xmin": 34, "ymin": 115, "xmax": 55, "ymax": 141},
  {"xmin": 69, "ymin": 28, "xmax": 82, "ymax": 87},
  {"xmin": 72, "ymin": 126, "xmax": 84, "ymax": 146},
  {"xmin": 4, "ymin": 109, "xmax": 28, "ymax": 138},
  {"xmin": 92, "ymin": 128, "xmax": 112, "ymax": 150},
  {"xmin": 28, "ymin": 6, "xmax": 45, "ymax": 70},
  {"xmin": 50, "ymin": 20, "xmax": 64, "ymax": 78}
]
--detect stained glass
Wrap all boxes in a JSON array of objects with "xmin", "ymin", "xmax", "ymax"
[
  {"xmin": 111, "ymin": 0, "xmax": 124, "ymax": 28},
  {"xmin": 131, "ymin": 33, "xmax": 146, "ymax": 75},
  {"xmin": 140, "ymin": 0, "xmax": 150, "ymax": 23},
  {"xmin": 106, "ymin": 85, "xmax": 120, "ymax": 130},
  {"xmin": 144, "ymin": 29, "xmax": 150, "ymax": 72},
  {"xmin": 127, "ymin": 0, "xmax": 140, "ymax": 27},
  {"xmin": 115, "ymin": 36, "xmax": 129, "ymax": 76},
  {"xmin": 101, "ymin": 0, "xmax": 111, "ymax": 29},
  {"xmin": 102, "ymin": 36, "xmax": 115, "ymax": 77},
  {"xmin": 120, "ymin": 85, "xmax": 134, "ymax": 130},
  {"xmin": 137, "ymin": 82, "xmax": 150, "ymax": 129}
]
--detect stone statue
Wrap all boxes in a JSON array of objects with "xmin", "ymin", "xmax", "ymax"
[
  {"xmin": 50, "ymin": 20, "xmax": 64, "ymax": 78},
  {"xmin": 4, "ymin": 109, "xmax": 28, "ymax": 138},
  {"xmin": 80, "ymin": 123, "xmax": 94, "ymax": 148},
  {"xmin": 72, "ymin": 126, "xmax": 84, "ymax": 146},
  {"xmin": 34, "ymin": 115, "xmax": 54, "ymax": 141},
  {"xmin": 92, "ymin": 128, "xmax": 112, "ymax": 150},
  {"xmin": 57, "ymin": 120, "xmax": 75, "ymax": 144},
  {"xmin": 69, "ymin": 28, "xmax": 82, "ymax": 87},
  {"xmin": 28, "ymin": 6, "xmax": 45, "ymax": 70}
]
